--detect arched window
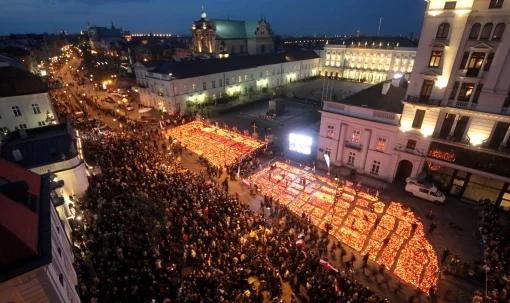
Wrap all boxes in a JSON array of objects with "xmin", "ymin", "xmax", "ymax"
[
  {"xmin": 436, "ymin": 23, "xmax": 450, "ymax": 40},
  {"xmin": 469, "ymin": 23, "xmax": 481, "ymax": 40},
  {"xmin": 480, "ymin": 23, "xmax": 494, "ymax": 40},
  {"xmin": 492, "ymin": 23, "xmax": 506, "ymax": 41}
]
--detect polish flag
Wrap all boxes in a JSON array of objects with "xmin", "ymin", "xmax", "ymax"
[{"xmin": 320, "ymin": 259, "xmax": 339, "ymax": 273}]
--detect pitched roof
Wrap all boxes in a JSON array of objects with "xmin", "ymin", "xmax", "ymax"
[
  {"xmin": 148, "ymin": 51, "xmax": 319, "ymax": 79},
  {"xmin": 332, "ymin": 79, "xmax": 407, "ymax": 114},
  {"xmin": 212, "ymin": 19, "xmax": 249, "ymax": 39},
  {"xmin": 0, "ymin": 160, "xmax": 52, "ymax": 282},
  {"xmin": 0, "ymin": 123, "xmax": 78, "ymax": 169},
  {"xmin": 0, "ymin": 66, "xmax": 47, "ymax": 97}
]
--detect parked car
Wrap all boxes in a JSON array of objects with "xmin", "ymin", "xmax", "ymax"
[{"xmin": 405, "ymin": 177, "xmax": 446, "ymax": 204}]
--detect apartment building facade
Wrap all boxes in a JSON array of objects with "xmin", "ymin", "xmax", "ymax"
[{"xmin": 400, "ymin": 0, "xmax": 510, "ymax": 208}]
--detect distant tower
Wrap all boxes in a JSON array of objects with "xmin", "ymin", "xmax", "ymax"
[{"xmin": 377, "ymin": 17, "xmax": 383, "ymax": 36}]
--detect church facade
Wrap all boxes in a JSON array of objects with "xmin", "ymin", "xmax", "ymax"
[{"xmin": 191, "ymin": 11, "xmax": 275, "ymax": 56}]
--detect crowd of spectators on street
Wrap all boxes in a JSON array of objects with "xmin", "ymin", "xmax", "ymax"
[
  {"xmin": 476, "ymin": 200, "xmax": 510, "ymax": 303},
  {"xmin": 71, "ymin": 122, "xmax": 390, "ymax": 303}
]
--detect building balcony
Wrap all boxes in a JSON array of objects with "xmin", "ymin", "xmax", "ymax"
[
  {"xmin": 446, "ymin": 101, "xmax": 510, "ymax": 116},
  {"xmin": 458, "ymin": 68, "xmax": 483, "ymax": 78},
  {"xmin": 394, "ymin": 144, "xmax": 425, "ymax": 156},
  {"xmin": 431, "ymin": 135, "xmax": 510, "ymax": 157},
  {"xmin": 405, "ymin": 95, "xmax": 442, "ymax": 106},
  {"xmin": 427, "ymin": 141, "xmax": 510, "ymax": 178},
  {"xmin": 345, "ymin": 141, "xmax": 363, "ymax": 150}
]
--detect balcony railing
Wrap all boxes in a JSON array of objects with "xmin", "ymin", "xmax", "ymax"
[
  {"xmin": 446, "ymin": 101, "xmax": 510, "ymax": 116},
  {"xmin": 405, "ymin": 95, "xmax": 442, "ymax": 106},
  {"xmin": 432, "ymin": 136, "xmax": 510, "ymax": 157},
  {"xmin": 459, "ymin": 68, "xmax": 483, "ymax": 78},
  {"xmin": 345, "ymin": 141, "xmax": 363, "ymax": 150},
  {"xmin": 394, "ymin": 144, "xmax": 425, "ymax": 156}
]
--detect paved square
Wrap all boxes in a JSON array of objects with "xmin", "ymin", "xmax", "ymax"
[
  {"xmin": 165, "ymin": 121, "xmax": 265, "ymax": 167},
  {"xmin": 248, "ymin": 160, "xmax": 439, "ymax": 292}
]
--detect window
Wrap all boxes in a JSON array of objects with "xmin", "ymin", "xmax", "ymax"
[
  {"xmin": 212, "ymin": 80, "xmax": 215, "ymax": 89},
  {"xmin": 12, "ymin": 106, "xmax": 22, "ymax": 117},
  {"xmin": 406, "ymin": 139, "xmax": 417, "ymax": 150},
  {"xmin": 466, "ymin": 52, "xmax": 485, "ymax": 77},
  {"xmin": 480, "ymin": 23, "xmax": 493, "ymax": 40},
  {"xmin": 32, "ymin": 104, "xmax": 41, "ymax": 114},
  {"xmin": 226, "ymin": 78, "xmax": 230, "ymax": 85},
  {"xmin": 192, "ymin": 83, "xmax": 196, "ymax": 91},
  {"xmin": 492, "ymin": 23, "xmax": 506, "ymax": 41},
  {"xmin": 489, "ymin": 0, "xmax": 504, "ymax": 8},
  {"xmin": 219, "ymin": 79, "xmax": 223, "ymax": 87},
  {"xmin": 469, "ymin": 23, "xmax": 481, "ymax": 40},
  {"xmin": 351, "ymin": 130, "xmax": 361, "ymax": 143},
  {"xmin": 472, "ymin": 84, "xmax": 483, "ymax": 104},
  {"xmin": 419, "ymin": 79, "xmax": 434, "ymax": 100},
  {"xmin": 436, "ymin": 23, "xmax": 450, "ymax": 40},
  {"xmin": 484, "ymin": 53, "xmax": 494, "ymax": 71},
  {"xmin": 238, "ymin": 75, "xmax": 242, "ymax": 82},
  {"xmin": 412, "ymin": 109, "xmax": 426, "ymax": 129},
  {"xmin": 458, "ymin": 82, "xmax": 475, "ymax": 101},
  {"xmin": 326, "ymin": 125, "xmax": 334, "ymax": 138},
  {"xmin": 202, "ymin": 82, "xmax": 206, "ymax": 90},
  {"xmin": 371, "ymin": 161, "xmax": 381, "ymax": 175},
  {"xmin": 19, "ymin": 124, "xmax": 27, "ymax": 129},
  {"xmin": 376, "ymin": 137, "xmax": 386, "ymax": 152},
  {"xmin": 449, "ymin": 81, "xmax": 460, "ymax": 100},
  {"xmin": 38, "ymin": 121, "xmax": 46, "ymax": 126},
  {"xmin": 428, "ymin": 50, "xmax": 442, "ymax": 68},
  {"xmin": 347, "ymin": 152, "xmax": 355, "ymax": 165},
  {"xmin": 444, "ymin": 1, "xmax": 457, "ymax": 9}
]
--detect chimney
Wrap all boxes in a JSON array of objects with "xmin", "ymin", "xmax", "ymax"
[{"xmin": 381, "ymin": 82, "xmax": 391, "ymax": 95}]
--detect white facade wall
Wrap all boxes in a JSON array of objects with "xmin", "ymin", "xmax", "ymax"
[
  {"xmin": 321, "ymin": 45, "xmax": 416, "ymax": 83},
  {"xmin": 0, "ymin": 93, "xmax": 57, "ymax": 132},
  {"xmin": 401, "ymin": 0, "xmax": 510, "ymax": 158},
  {"xmin": 317, "ymin": 103, "xmax": 426, "ymax": 182},
  {"xmin": 136, "ymin": 57, "xmax": 320, "ymax": 113},
  {"xmin": 0, "ymin": 202, "xmax": 79, "ymax": 303}
]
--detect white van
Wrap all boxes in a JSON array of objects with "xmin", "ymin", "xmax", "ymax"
[{"xmin": 405, "ymin": 178, "xmax": 446, "ymax": 204}]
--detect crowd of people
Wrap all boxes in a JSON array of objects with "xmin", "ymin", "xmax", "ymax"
[
  {"xmin": 71, "ymin": 121, "xmax": 392, "ymax": 303},
  {"xmin": 477, "ymin": 200, "xmax": 510, "ymax": 302}
]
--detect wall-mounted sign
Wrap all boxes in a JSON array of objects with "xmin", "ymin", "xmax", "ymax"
[{"xmin": 428, "ymin": 149, "xmax": 456, "ymax": 162}]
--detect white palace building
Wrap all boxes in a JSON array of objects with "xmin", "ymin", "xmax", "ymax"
[
  {"xmin": 320, "ymin": 37, "xmax": 417, "ymax": 84},
  {"xmin": 134, "ymin": 51, "xmax": 320, "ymax": 113}
]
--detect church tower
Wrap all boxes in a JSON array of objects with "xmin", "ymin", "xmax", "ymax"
[{"xmin": 191, "ymin": 9, "xmax": 216, "ymax": 54}]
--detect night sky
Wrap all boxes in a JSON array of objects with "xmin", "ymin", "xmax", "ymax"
[{"xmin": 0, "ymin": 0, "xmax": 426, "ymax": 37}]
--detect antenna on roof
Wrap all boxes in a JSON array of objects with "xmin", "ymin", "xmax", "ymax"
[{"xmin": 377, "ymin": 17, "xmax": 383, "ymax": 36}]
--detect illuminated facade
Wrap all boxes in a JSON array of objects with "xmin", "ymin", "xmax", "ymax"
[
  {"xmin": 317, "ymin": 79, "xmax": 428, "ymax": 182},
  {"xmin": 321, "ymin": 39, "xmax": 417, "ymax": 83},
  {"xmin": 400, "ymin": 0, "xmax": 510, "ymax": 208},
  {"xmin": 191, "ymin": 10, "xmax": 274, "ymax": 55},
  {"xmin": 134, "ymin": 51, "xmax": 320, "ymax": 113}
]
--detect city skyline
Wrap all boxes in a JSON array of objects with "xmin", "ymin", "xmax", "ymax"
[{"xmin": 0, "ymin": 0, "xmax": 426, "ymax": 36}]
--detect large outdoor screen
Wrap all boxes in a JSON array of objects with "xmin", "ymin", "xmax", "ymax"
[{"xmin": 289, "ymin": 133, "xmax": 312, "ymax": 155}]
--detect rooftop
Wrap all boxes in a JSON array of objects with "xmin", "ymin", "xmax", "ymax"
[
  {"xmin": 326, "ymin": 79, "xmax": 407, "ymax": 114},
  {"xmin": 0, "ymin": 66, "xmax": 47, "ymax": 97},
  {"xmin": 327, "ymin": 36, "xmax": 418, "ymax": 49},
  {"xmin": 0, "ymin": 123, "xmax": 78, "ymax": 169},
  {"xmin": 145, "ymin": 51, "xmax": 319, "ymax": 79},
  {"xmin": 0, "ymin": 159, "xmax": 51, "ymax": 282}
]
